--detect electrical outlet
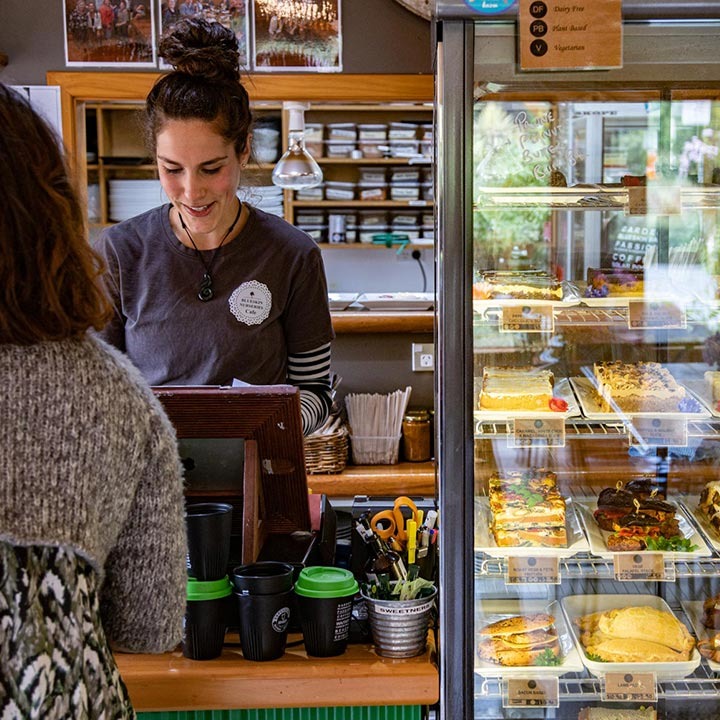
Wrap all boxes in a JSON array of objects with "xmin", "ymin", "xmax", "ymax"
[
  {"xmin": 396, "ymin": 247, "xmax": 418, "ymax": 262},
  {"xmin": 411, "ymin": 343, "xmax": 435, "ymax": 372}
]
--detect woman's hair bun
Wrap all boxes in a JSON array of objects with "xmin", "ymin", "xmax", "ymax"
[{"xmin": 160, "ymin": 18, "xmax": 239, "ymax": 84}]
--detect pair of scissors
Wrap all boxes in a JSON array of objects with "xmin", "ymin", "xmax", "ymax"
[{"xmin": 371, "ymin": 496, "xmax": 420, "ymax": 552}]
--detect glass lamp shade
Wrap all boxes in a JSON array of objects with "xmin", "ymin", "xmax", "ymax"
[{"xmin": 271, "ymin": 130, "xmax": 323, "ymax": 190}]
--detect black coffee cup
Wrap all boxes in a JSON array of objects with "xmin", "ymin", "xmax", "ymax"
[
  {"xmin": 231, "ymin": 562, "xmax": 294, "ymax": 595},
  {"xmin": 183, "ymin": 576, "xmax": 232, "ymax": 660},
  {"xmin": 185, "ymin": 502, "xmax": 233, "ymax": 581},
  {"xmin": 232, "ymin": 562, "xmax": 295, "ymax": 662},
  {"xmin": 235, "ymin": 589, "xmax": 294, "ymax": 662},
  {"xmin": 294, "ymin": 566, "xmax": 359, "ymax": 657}
]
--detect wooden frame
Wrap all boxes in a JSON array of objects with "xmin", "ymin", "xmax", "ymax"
[{"xmin": 152, "ymin": 385, "xmax": 308, "ymax": 564}]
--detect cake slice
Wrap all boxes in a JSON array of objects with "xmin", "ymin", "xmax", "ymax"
[
  {"xmin": 592, "ymin": 361, "xmax": 685, "ymax": 413},
  {"xmin": 479, "ymin": 366, "xmax": 554, "ymax": 411}
]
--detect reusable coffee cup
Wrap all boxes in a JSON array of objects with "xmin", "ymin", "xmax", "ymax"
[
  {"xmin": 294, "ymin": 566, "xmax": 359, "ymax": 657},
  {"xmin": 232, "ymin": 562, "xmax": 295, "ymax": 662},
  {"xmin": 185, "ymin": 502, "xmax": 233, "ymax": 581},
  {"xmin": 183, "ymin": 576, "xmax": 233, "ymax": 660}
]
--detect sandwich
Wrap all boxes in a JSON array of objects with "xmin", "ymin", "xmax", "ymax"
[
  {"xmin": 605, "ymin": 507, "xmax": 681, "ymax": 551},
  {"xmin": 594, "ymin": 483, "xmax": 674, "ymax": 531},
  {"xmin": 488, "ymin": 469, "xmax": 568, "ymax": 548},
  {"xmin": 477, "ymin": 613, "xmax": 561, "ymax": 666},
  {"xmin": 575, "ymin": 605, "xmax": 695, "ymax": 662},
  {"xmin": 578, "ymin": 708, "xmax": 656, "ymax": 720},
  {"xmin": 493, "ymin": 525, "xmax": 567, "ymax": 547}
]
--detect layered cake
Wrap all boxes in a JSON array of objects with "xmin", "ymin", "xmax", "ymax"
[
  {"xmin": 488, "ymin": 469, "xmax": 567, "ymax": 547},
  {"xmin": 592, "ymin": 361, "xmax": 686, "ymax": 413},
  {"xmin": 473, "ymin": 271, "xmax": 563, "ymax": 301},
  {"xmin": 479, "ymin": 366, "xmax": 554, "ymax": 411}
]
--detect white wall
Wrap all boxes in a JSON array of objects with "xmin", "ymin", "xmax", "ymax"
[{"xmin": 320, "ymin": 246, "xmax": 434, "ymax": 293}]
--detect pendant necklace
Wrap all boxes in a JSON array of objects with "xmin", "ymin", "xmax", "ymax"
[{"xmin": 178, "ymin": 200, "xmax": 243, "ymax": 302}]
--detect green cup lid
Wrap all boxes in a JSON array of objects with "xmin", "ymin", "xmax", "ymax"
[
  {"xmin": 187, "ymin": 575, "xmax": 232, "ymax": 601},
  {"xmin": 294, "ymin": 566, "xmax": 358, "ymax": 598}
]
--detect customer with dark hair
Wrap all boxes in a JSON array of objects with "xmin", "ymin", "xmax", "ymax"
[
  {"xmin": 0, "ymin": 83, "xmax": 187, "ymax": 719},
  {"xmin": 94, "ymin": 17, "xmax": 334, "ymax": 435}
]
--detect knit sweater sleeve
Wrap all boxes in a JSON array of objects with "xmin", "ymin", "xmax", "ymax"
[{"xmin": 100, "ymin": 410, "xmax": 187, "ymax": 654}]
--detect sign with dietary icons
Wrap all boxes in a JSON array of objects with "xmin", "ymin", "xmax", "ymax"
[{"xmin": 518, "ymin": 0, "xmax": 622, "ymax": 71}]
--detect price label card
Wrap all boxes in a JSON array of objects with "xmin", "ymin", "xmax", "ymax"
[
  {"xmin": 603, "ymin": 672, "xmax": 657, "ymax": 703},
  {"xmin": 628, "ymin": 301, "xmax": 687, "ymax": 329},
  {"xmin": 510, "ymin": 417, "xmax": 566, "ymax": 448},
  {"xmin": 628, "ymin": 417, "xmax": 688, "ymax": 448},
  {"xmin": 627, "ymin": 185, "xmax": 681, "ymax": 216},
  {"xmin": 500, "ymin": 305, "xmax": 554, "ymax": 333},
  {"xmin": 614, "ymin": 553, "xmax": 674, "ymax": 582},
  {"xmin": 503, "ymin": 677, "xmax": 560, "ymax": 708},
  {"xmin": 626, "ymin": 185, "xmax": 648, "ymax": 215},
  {"xmin": 506, "ymin": 556, "xmax": 560, "ymax": 585}
]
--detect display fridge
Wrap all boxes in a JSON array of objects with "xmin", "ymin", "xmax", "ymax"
[{"xmin": 435, "ymin": 2, "xmax": 720, "ymax": 718}]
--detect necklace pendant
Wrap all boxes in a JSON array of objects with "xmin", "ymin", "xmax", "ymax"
[{"xmin": 198, "ymin": 273, "xmax": 213, "ymax": 302}]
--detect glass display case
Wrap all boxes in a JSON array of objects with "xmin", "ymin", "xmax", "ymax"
[{"xmin": 435, "ymin": 3, "xmax": 720, "ymax": 719}]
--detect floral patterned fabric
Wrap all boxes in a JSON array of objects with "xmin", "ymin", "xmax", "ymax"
[{"xmin": 0, "ymin": 542, "xmax": 135, "ymax": 719}]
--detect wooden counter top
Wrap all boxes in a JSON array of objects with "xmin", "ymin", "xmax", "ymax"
[
  {"xmin": 115, "ymin": 635, "xmax": 438, "ymax": 711},
  {"xmin": 331, "ymin": 312, "xmax": 433, "ymax": 334},
  {"xmin": 306, "ymin": 461, "xmax": 436, "ymax": 497}
]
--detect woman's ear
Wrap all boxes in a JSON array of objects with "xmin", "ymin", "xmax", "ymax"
[{"xmin": 240, "ymin": 136, "xmax": 252, "ymax": 168}]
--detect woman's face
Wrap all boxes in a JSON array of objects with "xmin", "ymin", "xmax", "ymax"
[{"xmin": 156, "ymin": 118, "xmax": 248, "ymax": 243}]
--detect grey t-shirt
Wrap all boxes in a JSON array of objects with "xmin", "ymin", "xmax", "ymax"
[{"xmin": 95, "ymin": 204, "xmax": 334, "ymax": 386}]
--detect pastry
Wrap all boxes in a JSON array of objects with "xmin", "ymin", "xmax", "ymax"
[{"xmin": 575, "ymin": 605, "xmax": 694, "ymax": 661}]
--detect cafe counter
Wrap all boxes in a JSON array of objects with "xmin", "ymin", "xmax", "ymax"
[{"xmin": 116, "ymin": 632, "xmax": 439, "ymax": 717}]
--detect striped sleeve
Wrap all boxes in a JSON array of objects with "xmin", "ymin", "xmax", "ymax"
[{"xmin": 287, "ymin": 342, "xmax": 333, "ymax": 436}]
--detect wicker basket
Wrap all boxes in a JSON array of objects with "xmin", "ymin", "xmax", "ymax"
[{"xmin": 304, "ymin": 424, "xmax": 349, "ymax": 474}]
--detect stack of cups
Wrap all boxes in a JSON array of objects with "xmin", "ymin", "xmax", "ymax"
[
  {"xmin": 183, "ymin": 502, "xmax": 234, "ymax": 660},
  {"xmin": 232, "ymin": 562, "xmax": 294, "ymax": 661},
  {"xmin": 294, "ymin": 567, "xmax": 359, "ymax": 657}
]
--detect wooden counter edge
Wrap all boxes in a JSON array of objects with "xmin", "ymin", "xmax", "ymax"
[
  {"xmin": 116, "ymin": 639, "xmax": 439, "ymax": 711},
  {"xmin": 307, "ymin": 461, "xmax": 436, "ymax": 497}
]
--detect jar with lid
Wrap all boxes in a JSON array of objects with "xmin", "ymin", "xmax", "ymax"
[{"xmin": 401, "ymin": 410, "xmax": 432, "ymax": 463}]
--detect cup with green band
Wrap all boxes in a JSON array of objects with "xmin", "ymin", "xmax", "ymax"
[
  {"xmin": 294, "ymin": 566, "xmax": 359, "ymax": 657},
  {"xmin": 183, "ymin": 575, "xmax": 233, "ymax": 660}
]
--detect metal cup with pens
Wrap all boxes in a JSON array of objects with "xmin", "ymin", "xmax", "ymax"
[{"xmin": 350, "ymin": 495, "xmax": 438, "ymax": 584}]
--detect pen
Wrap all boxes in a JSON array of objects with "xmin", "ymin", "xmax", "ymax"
[
  {"xmin": 424, "ymin": 509, "xmax": 438, "ymax": 532},
  {"xmin": 407, "ymin": 519, "xmax": 417, "ymax": 564}
]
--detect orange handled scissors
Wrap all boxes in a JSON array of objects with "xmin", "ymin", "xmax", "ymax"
[{"xmin": 371, "ymin": 496, "xmax": 420, "ymax": 551}]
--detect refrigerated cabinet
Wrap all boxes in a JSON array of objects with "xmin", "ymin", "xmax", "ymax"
[{"xmin": 435, "ymin": 3, "xmax": 720, "ymax": 718}]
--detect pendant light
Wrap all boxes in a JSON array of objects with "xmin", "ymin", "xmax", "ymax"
[{"xmin": 271, "ymin": 102, "xmax": 323, "ymax": 190}]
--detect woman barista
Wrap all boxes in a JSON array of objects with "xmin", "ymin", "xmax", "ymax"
[{"xmin": 95, "ymin": 18, "xmax": 334, "ymax": 434}]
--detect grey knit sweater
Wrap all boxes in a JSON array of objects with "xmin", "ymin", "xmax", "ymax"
[{"xmin": 0, "ymin": 336, "xmax": 187, "ymax": 653}]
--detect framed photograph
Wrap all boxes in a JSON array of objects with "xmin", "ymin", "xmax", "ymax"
[
  {"xmin": 159, "ymin": 0, "xmax": 250, "ymax": 69},
  {"xmin": 64, "ymin": 0, "xmax": 157, "ymax": 67},
  {"xmin": 252, "ymin": 0, "xmax": 342, "ymax": 72}
]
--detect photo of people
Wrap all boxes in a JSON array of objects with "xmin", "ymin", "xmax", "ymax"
[
  {"xmin": 253, "ymin": 0, "xmax": 341, "ymax": 72},
  {"xmin": 159, "ymin": 0, "xmax": 249, "ymax": 68},
  {"xmin": 64, "ymin": 0, "xmax": 157, "ymax": 66}
]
